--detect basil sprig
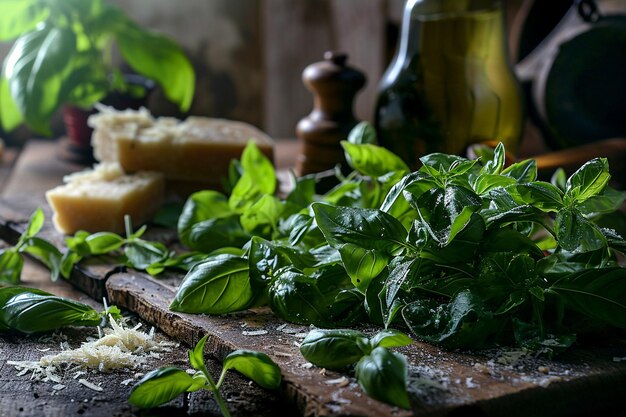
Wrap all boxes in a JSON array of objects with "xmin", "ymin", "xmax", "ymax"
[
  {"xmin": 0, "ymin": 208, "xmax": 62, "ymax": 283},
  {"xmin": 300, "ymin": 328, "xmax": 412, "ymax": 409},
  {"xmin": 0, "ymin": 286, "xmax": 119, "ymax": 334},
  {"xmin": 129, "ymin": 334, "xmax": 281, "ymax": 416}
]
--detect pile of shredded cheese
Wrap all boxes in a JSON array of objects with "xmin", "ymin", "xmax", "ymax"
[{"xmin": 8, "ymin": 316, "xmax": 176, "ymax": 383}]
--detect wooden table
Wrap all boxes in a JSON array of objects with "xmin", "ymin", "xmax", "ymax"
[{"xmin": 1, "ymin": 139, "xmax": 625, "ymax": 417}]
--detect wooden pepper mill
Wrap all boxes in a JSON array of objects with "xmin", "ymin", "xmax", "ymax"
[{"xmin": 295, "ymin": 51, "xmax": 366, "ymax": 181}]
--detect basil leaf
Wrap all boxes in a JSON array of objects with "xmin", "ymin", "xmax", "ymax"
[
  {"xmin": 125, "ymin": 240, "xmax": 169, "ymax": 270},
  {"xmin": 169, "ymin": 254, "xmax": 255, "ymax": 314},
  {"xmin": 240, "ymin": 194, "xmax": 283, "ymax": 236},
  {"xmin": 501, "ymin": 159, "xmax": 537, "ymax": 182},
  {"xmin": 0, "ymin": 286, "xmax": 50, "ymax": 331},
  {"xmin": 0, "ymin": 250, "xmax": 23, "ymax": 284},
  {"xmin": 221, "ymin": 350, "xmax": 282, "ymax": 389},
  {"xmin": 480, "ymin": 142, "xmax": 505, "ymax": 175},
  {"xmin": 577, "ymin": 187, "xmax": 626, "ymax": 218},
  {"xmin": 299, "ymin": 329, "xmax": 369, "ymax": 369},
  {"xmin": 23, "ymin": 207, "xmax": 45, "ymax": 240},
  {"xmin": 548, "ymin": 267, "xmax": 626, "ymax": 329},
  {"xmin": 177, "ymin": 190, "xmax": 248, "ymax": 252},
  {"xmin": 248, "ymin": 237, "xmax": 315, "ymax": 284},
  {"xmin": 370, "ymin": 329, "xmax": 412, "ymax": 349},
  {"xmin": 555, "ymin": 208, "xmax": 607, "ymax": 253},
  {"xmin": 403, "ymin": 291, "xmax": 506, "ymax": 349},
  {"xmin": 551, "ymin": 168, "xmax": 567, "ymax": 192},
  {"xmin": 348, "ymin": 121, "xmax": 377, "ymax": 145},
  {"xmin": 83, "ymin": 232, "xmax": 125, "ymax": 254},
  {"xmin": 509, "ymin": 182, "xmax": 564, "ymax": 212},
  {"xmin": 268, "ymin": 266, "xmax": 364, "ymax": 327},
  {"xmin": 0, "ymin": 1, "xmax": 46, "ymax": 41},
  {"xmin": 189, "ymin": 334, "xmax": 208, "ymax": 371},
  {"xmin": 229, "ymin": 142, "xmax": 276, "ymax": 211},
  {"xmin": 22, "ymin": 237, "xmax": 62, "ymax": 281},
  {"xmin": 341, "ymin": 141, "xmax": 409, "ymax": 177},
  {"xmin": 472, "ymin": 174, "xmax": 516, "ymax": 196},
  {"xmin": 0, "ymin": 293, "xmax": 101, "ymax": 334},
  {"xmin": 0, "ymin": 75, "xmax": 23, "ymax": 131},
  {"xmin": 565, "ymin": 158, "xmax": 610, "ymax": 203},
  {"xmin": 313, "ymin": 203, "xmax": 407, "ymax": 291},
  {"xmin": 405, "ymin": 185, "xmax": 481, "ymax": 245},
  {"xmin": 286, "ymin": 175, "xmax": 316, "ymax": 208},
  {"xmin": 116, "ymin": 18, "xmax": 194, "ymax": 112},
  {"xmin": 355, "ymin": 347, "xmax": 410, "ymax": 409},
  {"xmin": 128, "ymin": 367, "xmax": 195, "ymax": 409},
  {"xmin": 5, "ymin": 24, "xmax": 77, "ymax": 134}
]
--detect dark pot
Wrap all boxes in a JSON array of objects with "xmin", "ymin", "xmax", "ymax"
[{"xmin": 63, "ymin": 74, "xmax": 155, "ymax": 164}]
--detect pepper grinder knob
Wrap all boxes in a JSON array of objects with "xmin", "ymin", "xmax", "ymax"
[{"xmin": 295, "ymin": 51, "xmax": 366, "ymax": 178}]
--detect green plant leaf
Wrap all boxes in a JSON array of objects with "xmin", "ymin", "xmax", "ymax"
[
  {"xmin": 355, "ymin": 347, "xmax": 410, "ymax": 409},
  {"xmin": 0, "ymin": 1, "xmax": 47, "ymax": 41},
  {"xmin": 0, "ymin": 250, "xmax": 24, "ymax": 284},
  {"xmin": 0, "ymin": 292, "xmax": 101, "ymax": 334},
  {"xmin": 577, "ymin": 187, "xmax": 626, "ymax": 218},
  {"xmin": 341, "ymin": 141, "xmax": 409, "ymax": 177},
  {"xmin": 405, "ymin": 185, "xmax": 482, "ymax": 245},
  {"xmin": 22, "ymin": 237, "xmax": 62, "ymax": 281},
  {"xmin": 565, "ymin": 158, "xmax": 610, "ymax": 203},
  {"xmin": 125, "ymin": 240, "xmax": 169, "ymax": 270},
  {"xmin": 83, "ymin": 232, "xmax": 125, "ymax": 255},
  {"xmin": 313, "ymin": 203, "xmax": 407, "ymax": 291},
  {"xmin": 480, "ymin": 142, "xmax": 506, "ymax": 175},
  {"xmin": 128, "ymin": 367, "xmax": 196, "ymax": 409},
  {"xmin": 268, "ymin": 266, "xmax": 364, "ymax": 327},
  {"xmin": 299, "ymin": 328, "xmax": 369, "ymax": 369},
  {"xmin": 348, "ymin": 121, "xmax": 377, "ymax": 145},
  {"xmin": 0, "ymin": 286, "xmax": 50, "ymax": 331},
  {"xmin": 501, "ymin": 159, "xmax": 537, "ymax": 182},
  {"xmin": 229, "ymin": 142, "xmax": 276, "ymax": 211},
  {"xmin": 22, "ymin": 207, "xmax": 44, "ymax": 240},
  {"xmin": 0, "ymin": 76, "xmax": 24, "ymax": 132},
  {"xmin": 548, "ymin": 267, "xmax": 626, "ymax": 329},
  {"xmin": 189, "ymin": 334, "xmax": 208, "ymax": 371},
  {"xmin": 555, "ymin": 208, "xmax": 607, "ymax": 253},
  {"xmin": 222, "ymin": 350, "xmax": 282, "ymax": 389},
  {"xmin": 116, "ymin": 19, "xmax": 195, "ymax": 111},
  {"xmin": 240, "ymin": 194, "xmax": 283, "ymax": 236},
  {"xmin": 5, "ymin": 24, "xmax": 77, "ymax": 134},
  {"xmin": 509, "ymin": 182, "xmax": 564, "ymax": 212},
  {"xmin": 370, "ymin": 329, "xmax": 413, "ymax": 349},
  {"xmin": 169, "ymin": 254, "xmax": 254, "ymax": 314}
]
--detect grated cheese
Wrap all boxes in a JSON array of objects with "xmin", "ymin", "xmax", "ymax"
[
  {"xmin": 9, "ymin": 316, "xmax": 175, "ymax": 384},
  {"xmin": 78, "ymin": 378, "xmax": 103, "ymax": 391}
]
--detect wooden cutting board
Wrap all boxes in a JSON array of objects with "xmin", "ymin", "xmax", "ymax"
[{"xmin": 1, "ymin": 140, "xmax": 625, "ymax": 417}]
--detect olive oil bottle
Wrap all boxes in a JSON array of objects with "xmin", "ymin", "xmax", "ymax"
[{"xmin": 374, "ymin": 0, "xmax": 523, "ymax": 167}]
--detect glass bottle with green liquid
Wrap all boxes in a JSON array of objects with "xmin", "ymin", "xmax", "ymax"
[{"xmin": 374, "ymin": 0, "xmax": 524, "ymax": 167}]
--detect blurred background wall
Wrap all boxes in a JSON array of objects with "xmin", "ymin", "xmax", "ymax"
[{"xmin": 2, "ymin": 0, "xmax": 608, "ymax": 146}]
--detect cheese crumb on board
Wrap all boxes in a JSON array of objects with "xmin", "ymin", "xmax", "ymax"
[
  {"xmin": 8, "ymin": 317, "xmax": 175, "ymax": 382},
  {"xmin": 88, "ymin": 106, "xmax": 274, "ymax": 195},
  {"xmin": 45, "ymin": 162, "xmax": 164, "ymax": 234}
]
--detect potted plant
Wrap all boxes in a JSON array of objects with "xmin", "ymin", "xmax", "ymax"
[{"xmin": 0, "ymin": 0, "xmax": 195, "ymax": 144}]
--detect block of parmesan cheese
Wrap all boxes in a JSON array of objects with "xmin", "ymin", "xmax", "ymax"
[
  {"xmin": 88, "ymin": 107, "xmax": 274, "ymax": 194},
  {"xmin": 45, "ymin": 163, "xmax": 165, "ymax": 234}
]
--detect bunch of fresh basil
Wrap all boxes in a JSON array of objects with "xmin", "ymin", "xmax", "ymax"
[
  {"xmin": 171, "ymin": 125, "xmax": 626, "ymax": 355},
  {"xmin": 129, "ymin": 334, "xmax": 281, "ymax": 416},
  {"xmin": 0, "ymin": 286, "xmax": 117, "ymax": 333}
]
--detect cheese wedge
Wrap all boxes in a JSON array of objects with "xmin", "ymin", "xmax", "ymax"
[
  {"xmin": 45, "ymin": 163, "xmax": 164, "ymax": 234},
  {"xmin": 89, "ymin": 107, "xmax": 274, "ymax": 194}
]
